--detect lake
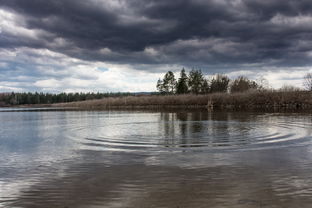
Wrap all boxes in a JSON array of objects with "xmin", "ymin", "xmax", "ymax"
[{"xmin": 1, "ymin": 109, "xmax": 312, "ymax": 208}]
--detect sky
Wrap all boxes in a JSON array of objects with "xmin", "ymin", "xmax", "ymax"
[{"xmin": 1, "ymin": 0, "xmax": 312, "ymax": 92}]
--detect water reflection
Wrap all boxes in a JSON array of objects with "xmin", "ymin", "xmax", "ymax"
[
  {"xmin": 1, "ymin": 110, "xmax": 312, "ymax": 207},
  {"xmin": 158, "ymin": 111, "xmax": 311, "ymax": 150}
]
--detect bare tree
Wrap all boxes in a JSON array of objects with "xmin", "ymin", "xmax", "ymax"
[
  {"xmin": 210, "ymin": 74, "xmax": 230, "ymax": 93},
  {"xmin": 304, "ymin": 73, "xmax": 312, "ymax": 91},
  {"xmin": 157, "ymin": 71, "xmax": 176, "ymax": 94},
  {"xmin": 230, "ymin": 76, "xmax": 258, "ymax": 93}
]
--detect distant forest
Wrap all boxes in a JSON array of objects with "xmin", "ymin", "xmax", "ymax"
[{"xmin": 0, "ymin": 92, "xmax": 134, "ymax": 106}]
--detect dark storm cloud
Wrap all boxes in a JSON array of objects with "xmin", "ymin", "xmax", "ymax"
[{"xmin": 1, "ymin": 0, "xmax": 312, "ymax": 71}]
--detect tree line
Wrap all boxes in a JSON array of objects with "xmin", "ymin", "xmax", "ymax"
[
  {"xmin": 0, "ymin": 92, "xmax": 132, "ymax": 106},
  {"xmin": 156, "ymin": 69, "xmax": 261, "ymax": 94},
  {"xmin": 1, "ymin": 71, "xmax": 312, "ymax": 106}
]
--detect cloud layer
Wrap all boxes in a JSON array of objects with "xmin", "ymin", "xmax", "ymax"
[{"xmin": 1, "ymin": 0, "xmax": 312, "ymax": 91}]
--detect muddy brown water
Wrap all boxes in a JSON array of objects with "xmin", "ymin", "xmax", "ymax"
[{"xmin": 1, "ymin": 109, "xmax": 312, "ymax": 207}]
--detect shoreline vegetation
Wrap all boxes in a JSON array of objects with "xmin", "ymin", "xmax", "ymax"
[
  {"xmin": 53, "ymin": 91, "xmax": 312, "ymax": 111},
  {"xmin": 1, "ymin": 69, "xmax": 312, "ymax": 111}
]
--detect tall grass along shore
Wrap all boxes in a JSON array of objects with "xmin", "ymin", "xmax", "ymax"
[{"xmin": 54, "ymin": 90, "xmax": 312, "ymax": 111}]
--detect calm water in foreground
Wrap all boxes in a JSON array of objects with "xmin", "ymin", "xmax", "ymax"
[{"xmin": 1, "ymin": 109, "xmax": 312, "ymax": 208}]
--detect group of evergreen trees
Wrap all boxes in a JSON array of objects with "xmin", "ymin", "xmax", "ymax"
[
  {"xmin": 0, "ymin": 92, "xmax": 132, "ymax": 106},
  {"xmin": 156, "ymin": 69, "xmax": 260, "ymax": 94}
]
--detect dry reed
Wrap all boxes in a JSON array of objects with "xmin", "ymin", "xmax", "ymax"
[{"xmin": 54, "ymin": 90, "xmax": 312, "ymax": 111}]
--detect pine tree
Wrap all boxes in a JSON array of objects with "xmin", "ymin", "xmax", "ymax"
[
  {"xmin": 201, "ymin": 79, "xmax": 209, "ymax": 94},
  {"xmin": 188, "ymin": 69, "xmax": 205, "ymax": 94},
  {"xmin": 176, "ymin": 68, "xmax": 189, "ymax": 94}
]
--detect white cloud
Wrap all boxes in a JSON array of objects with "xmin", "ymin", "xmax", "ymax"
[
  {"xmin": 0, "ymin": 47, "xmax": 164, "ymax": 92},
  {"xmin": 144, "ymin": 47, "xmax": 159, "ymax": 56},
  {"xmin": 261, "ymin": 69, "xmax": 311, "ymax": 89},
  {"xmin": 225, "ymin": 67, "xmax": 312, "ymax": 89},
  {"xmin": 34, "ymin": 79, "xmax": 62, "ymax": 88},
  {"xmin": 0, "ymin": 8, "xmax": 50, "ymax": 40},
  {"xmin": 0, "ymin": 85, "xmax": 24, "ymax": 92},
  {"xmin": 271, "ymin": 14, "xmax": 312, "ymax": 28},
  {"xmin": 99, "ymin": 47, "xmax": 113, "ymax": 55}
]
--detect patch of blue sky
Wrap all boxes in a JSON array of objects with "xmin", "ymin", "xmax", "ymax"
[{"xmin": 97, "ymin": 67, "xmax": 108, "ymax": 72}]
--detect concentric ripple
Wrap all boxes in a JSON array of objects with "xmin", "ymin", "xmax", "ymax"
[{"xmin": 64, "ymin": 113, "xmax": 312, "ymax": 152}]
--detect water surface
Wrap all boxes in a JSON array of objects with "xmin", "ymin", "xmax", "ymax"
[{"xmin": 1, "ymin": 110, "xmax": 312, "ymax": 207}]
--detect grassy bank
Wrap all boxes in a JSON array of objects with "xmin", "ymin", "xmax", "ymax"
[{"xmin": 53, "ymin": 91, "xmax": 312, "ymax": 111}]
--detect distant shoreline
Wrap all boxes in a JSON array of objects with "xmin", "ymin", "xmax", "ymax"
[
  {"xmin": 47, "ymin": 91, "xmax": 312, "ymax": 111},
  {"xmin": 2, "ymin": 91, "xmax": 312, "ymax": 112}
]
